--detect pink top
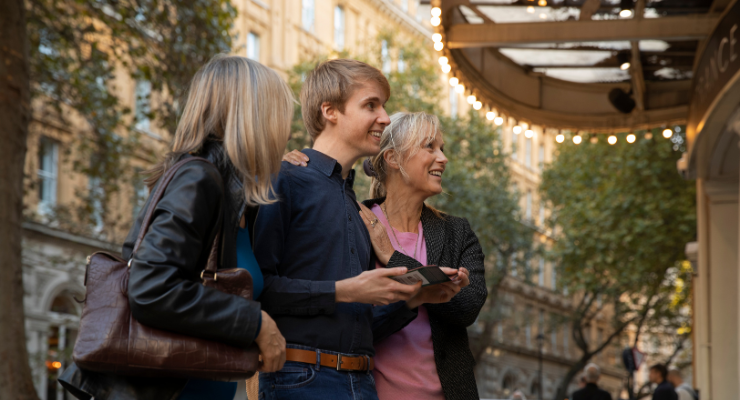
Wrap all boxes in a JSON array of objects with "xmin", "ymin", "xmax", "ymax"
[{"xmin": 371, "ymin": 204, "xmax": 445, "ymax": 400}]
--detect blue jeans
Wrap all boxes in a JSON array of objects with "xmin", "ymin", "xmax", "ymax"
[{"xmin": 259, "ymin": 345, "xmax": 378, "ymax": 400}]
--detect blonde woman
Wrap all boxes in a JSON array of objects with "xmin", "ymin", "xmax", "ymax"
[
  {"xmin": 59, "ymin": 55, "xmax": 293, "ymax": 400},
  {"xmin": 284, "ymin": 111, "xmax": 487, "ymax": 400}
]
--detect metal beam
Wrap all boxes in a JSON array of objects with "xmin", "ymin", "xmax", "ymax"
[{"xmin": 446, "ymin": 15, "xmax": 718, "ymax": 48}]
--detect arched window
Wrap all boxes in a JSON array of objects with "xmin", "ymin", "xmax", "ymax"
[
  {"xmin": 502, "ymin": 372, "xmax": 517, "ymax": 397},
  {"xmin": 46, "ymin": 290, "xmax": 80, "ymax": 400},
  {"xmin": 530, "ymin": 377, "xmax": 540, "ymax": 397}
]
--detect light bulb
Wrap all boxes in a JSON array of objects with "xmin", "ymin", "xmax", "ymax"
[
  {"xmin": 431, "ymin": 7, "xmax": 442, "ymax": 17},
  {"xmin": 441, "ymin": 64, "xmax": 451, "ymax": 73},
  {"xmin": 434, "ymin": 42, "xmax": 444, "ymax": 51},
  {"xmin": 590, "ymin": 136, "xmax": 598, "ymax": 144},
  {"xmin": 455, "ymin": 84, "xmax": 465, "ymax": 93},
  {"xmin": 486, "ymin": 111, "xmax": 496, "ymax": 120},
  {"xmin": 556, "ymin": 134, "xmax": 565, "ymax": 143},
  {"xmin": 538, "ymin": 0, "xmax": 547, "ymax": 6},
  {"xmin": 473, "ymin": 101, "xmax": 482, "ymax": 110},
  {"xmin": 662, "ymin": 128, "xmax": 673, "ymax": 138},
  {"xmin": 626, "ymin": 133, "xmax": 636, "ymax": 143},
  {"xmin": 432, "ymin": 33, "xmax": 442, "ymax": 43},
  {"xmin": 539, "ymin": 13, "xmax": 547, "ymax": 19},
  {"xmin": 573, "ymin": 135, "xmax": 582, "ymax": 144},
  {"xmin": 467, "ymin": 95, "xmax": 476, "ymax": 104},
  {"xmin": 527, "ymin": 6, "xmax": 535, "ymax": 13},
  {"xmin": 513, "ymin": 126, "xmax": 522, "ymax": 135},
  {"xmin": 449, "ymin": 77, "xmax": 459, "ymax": 86},
  {"xmin": 494, "ymin": 117, "xmax": 504, "ymax": 126},
  {"xmin": 608, "ymin": 135, "xmax": 617, "ymax": 145},
  {"xmin": 619, "ymin": 9, "xmax": 633, "ymax": 18},
  {"xmin": 620, "ymin": 62, "xmax": 631, "ymax": 70},
  {"xmin": 645, "ymin": 132, "xmax": 653, "ymax": 140},
  {"xmin": 525, "ymin": 129, "xmax": 534, "ymax": 138},
  {"xmin": 430, "ymin": 16, "xmax": 441, "ymax": 26}
]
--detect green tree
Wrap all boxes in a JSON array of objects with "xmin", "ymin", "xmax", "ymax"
[
  {"xmin": 1, "ymin": 0, "xmax": 235, "ymax": 397},
  {"xmin": 541, "ymin": 131, "xmax": 696, "ymax": 400},
  {"xmin": 286, "ymin": 29, "xmax": 532, "ymax": 361}
]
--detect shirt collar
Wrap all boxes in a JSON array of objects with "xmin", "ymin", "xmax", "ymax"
[{"xmin": 302, "ymin": 148, "xmax": 341, "ymax": 177}]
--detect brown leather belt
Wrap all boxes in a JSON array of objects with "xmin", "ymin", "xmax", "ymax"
[{"xmin": 285, "ymin": 348, "xmax": 374, "ymax": 372}]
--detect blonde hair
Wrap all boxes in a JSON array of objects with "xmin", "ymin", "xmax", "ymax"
[
  {"xmin": 369, "ymin": 111, "xmax": 441, "ymax": 199},
  {"xmin": 301, "ymin": 59, "xmax": 390, "ymax": 139},
  {"xmin": 146, "ymin": 54, "xmax": 294, "ymax": 206}
]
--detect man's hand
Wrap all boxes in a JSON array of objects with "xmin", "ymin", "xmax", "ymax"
[
  {"xmin": 336, "ymin": 267, "xmax": 422, "ymax": 305},
  {"xmin": 405, "ymin": 267, "xmax": 469, "ymax": 309},
  {"xmin": 283, "ymin": 150, "xmax": 309, "ymax": 166},
  {"xmin": 255, "ymin": 311, "xmax": 286, "ymax": 372}
]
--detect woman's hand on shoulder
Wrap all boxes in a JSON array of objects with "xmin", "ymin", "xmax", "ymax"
[
  {"xmin": 283, "ymin": 150, "xmax": 309, "ymax": 166},
  {"xmin": 357, "ymin": 202, "xmax": 395, "ymax": 265}
]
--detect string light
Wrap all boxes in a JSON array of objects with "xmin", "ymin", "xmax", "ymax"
[
  {"xmin": 539, "ymin": 13, "xmax": 547, "ymax": 19},
  {"xmin": 525, "ymin": 129, "xmax": 534, "ymax": 138},
  {"xmin": 432, "ymin": 33, "xmax": 442, "ymax": 43},
  {"xmin": 590, "ymin": 136, "xmax": 598, "ymax": 144},
  {"xmin": 494, "ymin": 117, "xmax": 504, "ymax": 125},
  {"xmin": 431, "ymin": 16, "xmax": 441, "ymax": 26},
  {"xmin": 455, "ymin": 84, "xmax": 465, "ymax": 93},
  {"xmin": 620, "ymin": 62, "xmax": 631, "ymax": 70},
  {"xmin": 438, "ymin": 56, "xmax": 448, "ymax": 66},
  {"xmin": 473, "ymin": 101, "xmax": 482, "ymax": 110},
  {"xmin": 449, "ymin": 77, "xmax": 459, "ymax": 86},
  {"xmin": 431, "ymin": 7, "xmax": 442, "ymax": 17},
  {"xmin": 538, "ymin": 0, "xmax": 547, "ymax": 6},
  {"xmin": 608, "ymin": 135, "xmax": 617, "ymax": 145},
  {"xmin": 645, "ymin": 132, "xmax": 653, "ymax": 140},
  {"xmin": 573, "ymin": 135, "xmax": 582, "ymax": 144},
  {"xmin": 626, "ymin": 133, "xmax": 636, "ymax": 143},
  {"xmin": 434, "ymin": 42, "xmax": 444, "ymax": 51},
  {"xmin": 619, "ymin": 9, "xmax": 633, "ymax": 18},
  {"xmin": 556, "ymin": 134, "xmax": 565, "ymax": 143},
  {"xmin": 467, "ymin": 95, "xmax": 476, "ymax": 104},
  {"xmin": 513, "ymin": 126, "xmax": 522, "ymax": 134},
  {"xmin": 441, "ymin": 64, "xmax": 451, "ymax": 73},
  {"xmin": 662, "ymin": 128, "xmax": 673, "ymax": 138},
  {"xmin": 486, "ymin": 111, "xmax": 497, "ymax": 120},
  {"xmin": 527, "ymin": 6, "xmax": 535, "ymax": 12}
]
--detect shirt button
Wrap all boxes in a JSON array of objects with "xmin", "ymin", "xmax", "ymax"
[
  {"xmin": 348, "ymin": 215, "xmax": 352, "ymax": 221},
  {"xmin": 351, "ymin": 248, "xmax": 356, "ymax": 254}
]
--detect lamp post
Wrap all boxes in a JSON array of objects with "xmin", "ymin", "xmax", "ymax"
[{"xmin": 536, "ymin": 333, "xmax": 545, "ymax": 400}]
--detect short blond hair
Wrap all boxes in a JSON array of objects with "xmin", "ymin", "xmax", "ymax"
[
  {"xmin": 300, "ymin": 59, "xmax": 390, "ymax": 139},
  {"xmin": 147, "ymin": 54, "xmax": 294, "ymax": 206}
]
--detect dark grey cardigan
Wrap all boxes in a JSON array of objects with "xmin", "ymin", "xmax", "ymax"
[{"xmin": 364, "ymin": 198, "xmax": 488, "ymax": 400}]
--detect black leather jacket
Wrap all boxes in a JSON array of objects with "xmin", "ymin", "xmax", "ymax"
[{"xmin": 59, "ymin": 140, "xmax": 261, "ymax": 400}]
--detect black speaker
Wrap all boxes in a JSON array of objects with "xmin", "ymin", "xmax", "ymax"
[{"xmin": 609, "ymin": 88, "xmax": 636, "ymax": 114}]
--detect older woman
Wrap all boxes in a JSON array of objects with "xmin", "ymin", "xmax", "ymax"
[{"xmin": 284, "ymin": 111, "xmax": 487, "ymax": 400}]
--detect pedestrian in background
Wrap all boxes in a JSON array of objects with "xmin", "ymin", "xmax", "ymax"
[
  {"xmin": 59, "ymin": 54, "xmax": 293, "ymax": 400},
  {"xmin": 570, "ymin": 363, "xmax": 612, "ymax": 400},
  {"xmin": 650, "ymin": 364, "xmax": 679, "ymax": 400},
  {"xmin": 667, "ymin": 368, "xmax": 698, "ymax": 400}
]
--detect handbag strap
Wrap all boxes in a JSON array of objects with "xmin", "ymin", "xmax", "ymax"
[{"xmin": 130, "ymin": 156, "xmax": 220, "ymax": 265}]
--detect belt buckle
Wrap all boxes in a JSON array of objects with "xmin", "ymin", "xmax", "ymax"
[{"xmin": 336, "ymin": 354, "xmax": 350, "ymax": 371}]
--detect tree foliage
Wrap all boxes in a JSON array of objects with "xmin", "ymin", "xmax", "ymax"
[
  {"xmin": 541, "ymin": 130, "xmax": 696, "ymax": 400},
  {"xmin": 26, "ymin": 0, "xmax": 236, "ymax": 239}
]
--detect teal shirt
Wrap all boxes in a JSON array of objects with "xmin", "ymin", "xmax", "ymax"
[{"xmin": 177, "ymin": 226, "xmax": 263, "ymax": 399}]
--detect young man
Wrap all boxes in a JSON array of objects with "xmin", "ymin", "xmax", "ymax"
[
  {"xmin": 253, "ymin": 59, "xmax": 424, "ymax": 400},
  {"xmin": 650, "ymin": 364, "xmax": 679, "ymax": 400}
]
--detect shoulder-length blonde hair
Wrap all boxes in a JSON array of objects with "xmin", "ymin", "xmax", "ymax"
[
  {"xmin": 369, "ymin": 112, "xmax": 442, "ymax": 200},
  {"xmin": 146, "ymin": 54, "xmax": 294, "ymax": 206}
]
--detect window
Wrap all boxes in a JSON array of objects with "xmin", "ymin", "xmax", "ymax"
[
  {"xmin": 525, "ymin": 305, "xmax": 532, "ymax": 348},
  {"xmin": 449, "ymin": 86, "xmax": 458, "ymax": 118},
  {"xmin": 538, "ymin": 257, "xmax": 545, "ymax": 286},
  {"xmin": 88, "ymin": 175, "xmax": 104, "ymax": 233},
  {"xmin": 563, "ymin": 324, "xmax": 569, "ymax": 353},
  {"xmin": 497, "ymin": 322, "xmax": 503, "ymax": 341},
  {"xmin": 38, "ymin": 136, "xmax": 58, "ymax": 212},
  {"xmin": 539, "ymin": 142, "xmax": 545, "ymax": 170},
  {"xmin": 301, "ymin": 0, "xmax": 315, "ymax": 32},
  {"xmin": 539, "ymin": 201, "xmax": 546, "ymax": 226},
  {"xmin": 46, "ymin": 292, "xmax": 80, "ymax": 400},
  {"xmin": 526, "ymin": 191, "xmax": 532, "ymax": 221},
  {"xmin": 398, "ymin": 49, "xmax": 406, "ymax": 73},
  {"xmin": 525, "ymin": 137, "xmax": 532, "ymax": 168},
  {"xmin": 247, "ymin": 32, "xmax": 260, "ymax": 61},
  {"xmin": 135, "ymin": 80, "xmax": 152, "ymax": 132},
  {"xmin": 538, "ymin": 309, "xmax": 545, "ymax": 335},
  {"xmin": 551, "ymin": 320, "xmax": 558, "ymax": 352},
  {"xmin": 132, "ymin": 169, "xmax": 148, "ymax": 220},
  {"xmin": 511, "ymin": 129, "xmax": 518, "ymax": 160},
  {"xmin": 551, "ymin": 264, "xmax": 557, "ymax": 290},
  {"xmin": 334, "ymin": 6, "xmax": 345, "ymax": 51},
  {"xmin": 381, "ymin": 40, "xmax": 391, "ymax": 74}
]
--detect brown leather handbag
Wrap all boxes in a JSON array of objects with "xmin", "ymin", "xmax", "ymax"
[{"xmin": 72, "ymin": 157, "xmax": 260, "ymax": 381}]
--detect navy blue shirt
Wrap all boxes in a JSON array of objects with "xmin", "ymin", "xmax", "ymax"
[{"xmin": 254, "ymin": 149, "xmax": 416, "ymax": 356}]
